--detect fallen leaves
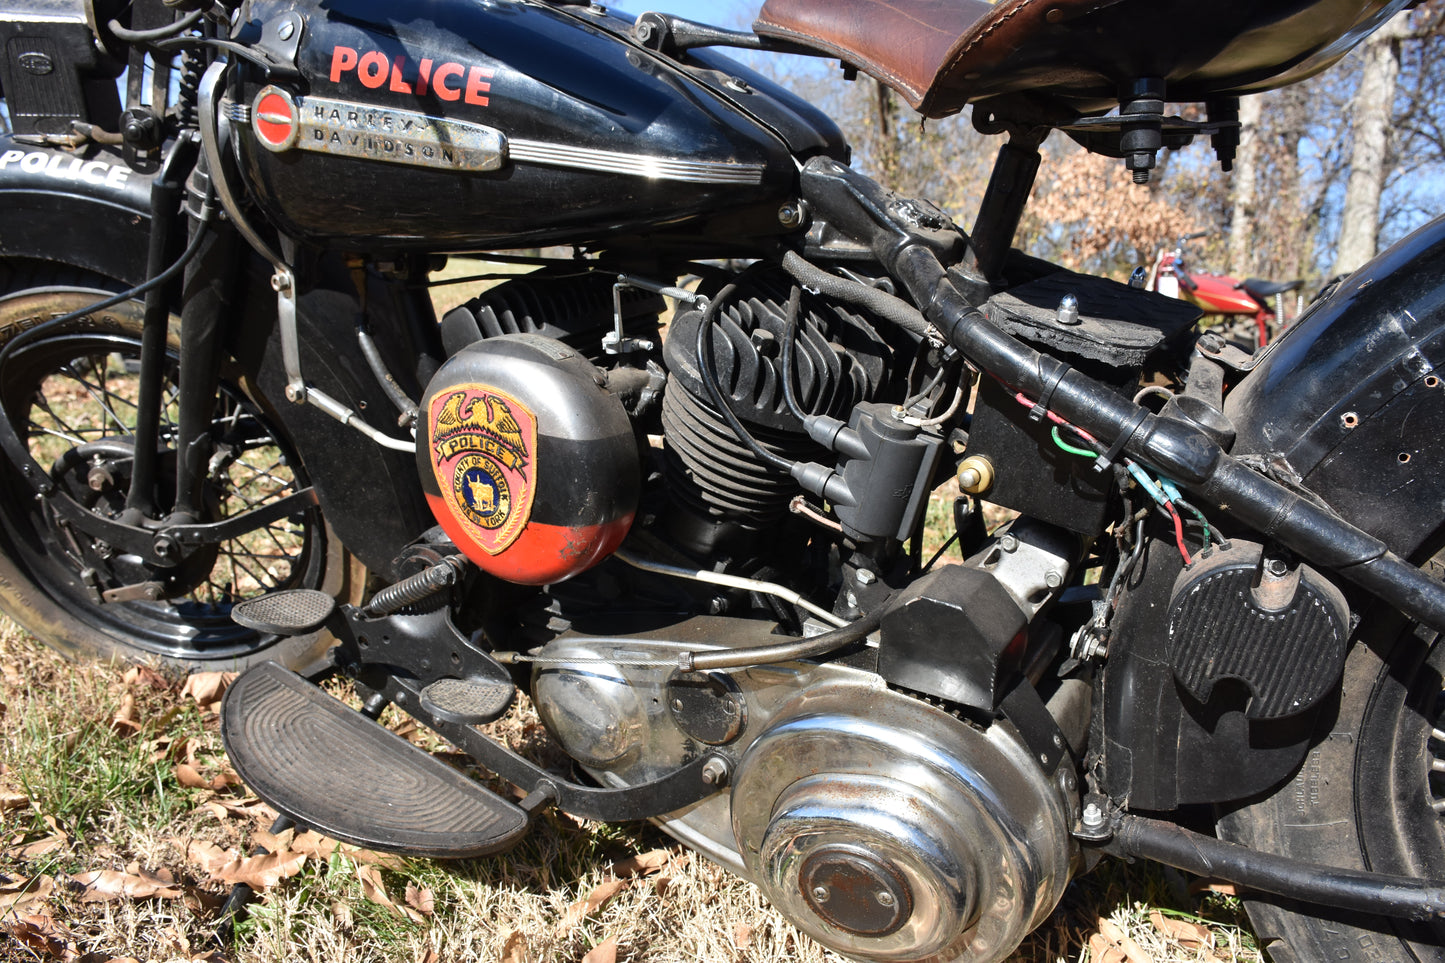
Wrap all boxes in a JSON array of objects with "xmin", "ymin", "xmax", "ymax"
[
  {"xmin": 1149, "ymin": 909, "xmax": 1215, "ymax": 949},
  {"xmin": 179, "ymin": 671, "xmax": 236, "ymax": 714},
  {"xmin": 187, "ymin": 840, "xmax": 307, "ymax": 890},
  {"xmin": 1086, "ymin": 910, "xmax": 1231, "ymax": 963},
  {"xmin": 68, "ymin": 864, "xmax": 182, "ymax": 903},
  {"xmin": 500, "ymin": 930, "xmax": 528, "ymax": 963},
  {"xmin": 0, "ymin": 873, "xmax": 55, "ymax": 912},
  {"xmin": 558, "ymin": 879, "xmax": 628, "ymax": 932},
  {"xmin": 580, "ymin": 936, "xmax": 617, "ymax": 963}
]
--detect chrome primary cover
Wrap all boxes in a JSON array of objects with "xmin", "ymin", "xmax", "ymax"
[
  {"xmin": 531, "ymin": 617, "xmax": 1075, "ymax": 963},
  {"xmin": 731, "ymin": 683, "xmax": 1073, "ymax": 962}
]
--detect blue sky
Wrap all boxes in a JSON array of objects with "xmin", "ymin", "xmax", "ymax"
[{"xmin": 618, "ymin": 0, "xmax": 758, "ymax": 29}]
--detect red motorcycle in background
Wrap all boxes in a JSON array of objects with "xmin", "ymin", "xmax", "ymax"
[{"xmin": 1147, "ymin": 231, "xmax": 1304, "ymax": 346}]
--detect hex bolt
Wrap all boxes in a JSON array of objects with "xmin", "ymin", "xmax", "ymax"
[
  {"xmin": 856, "ymin": 569, "xmax": 877, "ymax": 587},
  {"xmin": 1000, "ymin": 534, "xmax": 1019, "ymax": 553},
  {"xmin": 1045, "ymin": 571, "xmax": 1063, "ymax": 589},
  {"xmin": 778, "ymin": 204, "xmax": 803, "ymax": 229},
  {"xmin": 811, "ymin": 886, "xmax": 830, "ymax": 903},
  {"xmin": 1082, "ymin": 802, "xmax": 1104, "ymax": 829},
  {"xmin": 700, "ymin": 758, "xmax": 731, "ymax": 787},
  {"xmin": 1263, "ymin": 557, "xmax": 1289, "ymax": 578}
]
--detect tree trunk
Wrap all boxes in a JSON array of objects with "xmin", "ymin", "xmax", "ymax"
[
  {"xmin": 1228, "ymin": 94, "xmax": 1263, "ymax": 277},
  {"xmin": 1333, "ymin": 12, "xmax": 1411, "ymax": 276}
]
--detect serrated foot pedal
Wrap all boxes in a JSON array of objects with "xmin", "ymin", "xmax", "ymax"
[
  {"xmin": 420, "ymin": 677, "xmax": 514, "ymax": 725},
  {"xmin": 221, "ymin": 662, "xmax": 530, "ymax": 858},
  {"xmin": 230, "ymin": 589, "xmax": 336, "ymax": 636}
]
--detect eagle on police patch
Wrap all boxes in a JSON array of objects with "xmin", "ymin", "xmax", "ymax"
[{"xmin": 432, "ymin": 389, "xmax": 529, "ymax": 469}]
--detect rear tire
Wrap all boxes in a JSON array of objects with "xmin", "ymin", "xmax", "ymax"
[
  {"xmin": 0, "ymin": 259, "xmax": 359, "ymax": 673},
  {"xmin": 1217, "ymin": 553, "xmax": 1445, "ymax": 962}
]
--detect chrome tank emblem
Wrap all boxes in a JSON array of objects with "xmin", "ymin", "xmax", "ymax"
[
  {"xmin": 251, "ymin": 86, "xmax": 506, "ymax": 172},
  {"xmin": 247, "ymin": 86, "xmax": 765, "ymax": 184}
]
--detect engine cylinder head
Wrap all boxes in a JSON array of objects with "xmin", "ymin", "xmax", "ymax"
[{"xmin": 660, "ymin": 271, "xmax": 891, "ymax": 547}]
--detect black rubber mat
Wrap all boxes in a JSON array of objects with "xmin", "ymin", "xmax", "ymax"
[
  {"xmin": 221, "ymin": 662, "xmax": 529, "ymax": 858},
  {"xmin": 231, "ymin": 589, "xmax": 336, "ymax": 635},
  {"xmin": 421, "ymin": 677, "xmax": 514, "ymax": 725}
]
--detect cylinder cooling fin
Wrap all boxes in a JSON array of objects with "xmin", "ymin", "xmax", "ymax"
[{"xmin": 661, "ymin": 270, "xmax": 893, "ymax": 529}]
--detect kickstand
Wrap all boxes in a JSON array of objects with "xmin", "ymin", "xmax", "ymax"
[
  {"xmin": 211, "ymin": 813, "xmax": 294, "ymax": 947},
  {"xmin": 211, "ymin": 691, "xmax": 390, "ymax": 947}
]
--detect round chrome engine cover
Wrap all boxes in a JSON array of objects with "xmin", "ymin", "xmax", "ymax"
[{"xmin": 731, "ymin": 681, "xmax": 1073, "ymax": 963}]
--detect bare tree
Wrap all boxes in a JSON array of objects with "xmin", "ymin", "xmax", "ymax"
[
  {"xmin": 1228, "ymin": 95, "xmax": 1264, "ymax": 276},
  {"xmin": 1333, "ymin": 11, "xmax": 1413, "ymax": 274}
]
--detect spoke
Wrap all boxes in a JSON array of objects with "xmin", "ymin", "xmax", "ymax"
[
  {"xmin": 30, "ymin": 394, "xmax": 84, "ymax": 440},
  {"xmin": 26, "ymin": 420, "xmax": 85, "ymax": 447},
  {"xmin": 60, "ymin": 364, "xmax": 135, "ymax": 435}
]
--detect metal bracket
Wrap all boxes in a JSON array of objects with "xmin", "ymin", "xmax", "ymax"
[{"xmin": 605, "ymin": 274, "xmax": 698, "ymax": 355}]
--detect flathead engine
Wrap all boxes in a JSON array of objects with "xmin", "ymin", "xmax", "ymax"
[{"xmin": 416, "ymin": 265, "xmax": 1080, "ymax": 963}]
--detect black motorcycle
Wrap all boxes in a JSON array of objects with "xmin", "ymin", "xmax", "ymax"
[{"xmin": 1, "ymin": 1, "xmax": 1442, "ymax": 960}]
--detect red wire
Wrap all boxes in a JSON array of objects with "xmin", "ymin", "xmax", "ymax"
[
  {"xmin": 1166, "ymin": 502, "xmax": 1192, "ymax": 565},
  {"xmin": 1009, "ymin": 389, "xmax": 1101, "ymax": 445}
]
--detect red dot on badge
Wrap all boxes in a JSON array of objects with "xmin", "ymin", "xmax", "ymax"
[{"xmin": 255, "ymin": 92, "xmax": 296, "ymax": 147}]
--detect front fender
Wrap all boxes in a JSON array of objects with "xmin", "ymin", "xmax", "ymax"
[
  {"xmin": 0, "ymin": 138, "xmax": 152, "ymax": 285},
  {"xmin": 1224, "ymin": 215, "xmax": 1445, "ymax": 562}
]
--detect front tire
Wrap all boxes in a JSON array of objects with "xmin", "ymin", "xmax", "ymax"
[
  {"xmin": 0, "ymin": 260, "xmax": 358, "ymax": 673},
  {"xmin": 1217, "ymin": 553, "xmax": 1445, "ymax": 962}
]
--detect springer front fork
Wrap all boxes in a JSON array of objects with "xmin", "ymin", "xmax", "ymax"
[{"xmin": 124, "ymin": 140, "xmax": 238, "ymax": 536}]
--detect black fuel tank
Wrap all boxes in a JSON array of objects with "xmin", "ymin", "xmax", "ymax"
[{"xmin": 233, "ymin": 0, "xmax": 814, "ymax": 250}]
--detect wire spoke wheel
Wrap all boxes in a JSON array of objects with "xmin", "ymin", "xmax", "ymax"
[{"xmin": 0, "ymin": 276, "xmax": 346, "ymax": 669}]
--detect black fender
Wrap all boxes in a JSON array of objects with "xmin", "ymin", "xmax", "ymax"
[
  {"xmin": 1099, "ymin": 217, "xmax": 1445, "ymax": 811},
  {"xmin": 0, "ymin": 136, "xmax": 432, "ymax": 579},
  {"xmin": 0, "ymin": 138, "xmax": 152, "ymax": 285},
  {"xmin": 1224, "ymin": 214, "xmax": 1445, "ymax": 563}
]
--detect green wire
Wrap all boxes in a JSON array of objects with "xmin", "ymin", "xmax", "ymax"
[
  {"xmin": 1051, "ymin": 426, "xmax": 1096, "ymax": 459},
  {"xmin": 1176, "ymin": 499, "xmax": 1214, "ymax": 552}
]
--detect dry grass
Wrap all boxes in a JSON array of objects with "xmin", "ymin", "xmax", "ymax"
[{"xmin": 0, "ymin": 616, "xmax": 1267, "ymax": 963}]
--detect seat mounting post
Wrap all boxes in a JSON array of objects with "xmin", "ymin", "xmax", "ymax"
[{"xmin": 963, "ymin": 126, "xmax": 1047, "ymax": 282}]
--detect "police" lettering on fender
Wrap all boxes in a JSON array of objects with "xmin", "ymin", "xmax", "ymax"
[
  {"xmin": 329, "ymin": 46, "xmax": 495, "ymax": 107},
  {"xmin": 0, "ymin": 149, "xmax": 131, "ymax": 189}
]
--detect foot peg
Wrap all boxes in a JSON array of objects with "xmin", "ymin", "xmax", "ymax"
[
  {"xmin": 421, "ymin": 676, "xmax": 514, "ymax": 725},
  {"xmin": 221, "ymin": 662, "xmax": 530, "ymax": 858},
  {"xmin": 231, "ymin": 589, "xmax": 336, "ymax": 636}
]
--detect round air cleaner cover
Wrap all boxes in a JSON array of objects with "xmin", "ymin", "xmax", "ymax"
[{"xmin": 418, "ymin": 334, "xmax": 639, "ymax": 585}]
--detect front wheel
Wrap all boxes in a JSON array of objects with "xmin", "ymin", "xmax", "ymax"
[
  {"xmin": 0, "ymin": 261, "xmax": 358, "ymax": 672},
  {"xmin": 1217, "ymin": 552, "xmax": 1445, "ymax": 962}
]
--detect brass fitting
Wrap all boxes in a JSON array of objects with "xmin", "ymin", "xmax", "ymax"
[{"xmin": 956, "ymin": 455, "xmax": 995, "ymax": 495}]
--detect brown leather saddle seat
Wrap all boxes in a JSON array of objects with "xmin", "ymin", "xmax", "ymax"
[{"xmin": 754, "ymin": 0, "xmax": 1406, "ymax": 120}]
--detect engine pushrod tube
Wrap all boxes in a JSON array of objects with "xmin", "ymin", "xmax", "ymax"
[
  {"xmin": 797, "ymin": 157, "xmax": 1445, "ymax": 633},
  {"xmin": 1104, "ymin": 815, "xmax": 1445, "ymax": 922}
]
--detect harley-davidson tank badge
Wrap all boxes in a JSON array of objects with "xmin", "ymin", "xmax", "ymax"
[
  {"xmin": 249, "ymin": 85, "xmax": 506, "ymax": 172},
  {"xmin": 430, "ymin": 387, "xmax": 537, "ymax": 554}
]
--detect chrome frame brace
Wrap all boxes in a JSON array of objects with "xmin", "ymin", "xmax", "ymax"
[{"xmin": 198, "ymin": 60, "xmax": 417, "ymax": 454}]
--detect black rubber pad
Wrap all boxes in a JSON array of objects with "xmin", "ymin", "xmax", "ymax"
[
  {"xmin": 221, "ymin": 663, "xmax": 529, "ymax": 858},
  {"xmin": 421, "ymin": 677, "xmax": 514, "ymax": 725},
  {"xmin": 231, "ymin": 590, "xmax": 336, "ymax": 635}
]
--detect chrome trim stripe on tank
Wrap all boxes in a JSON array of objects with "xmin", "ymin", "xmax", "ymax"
[{"xmin": 508, "ymin": 138, "xmax": 766, "ymax": 184}]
